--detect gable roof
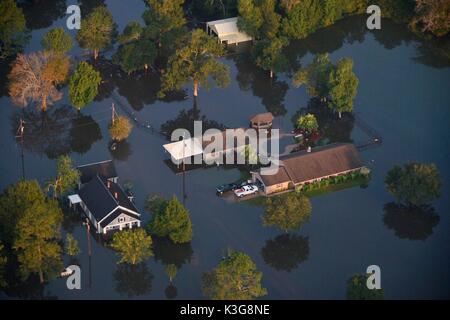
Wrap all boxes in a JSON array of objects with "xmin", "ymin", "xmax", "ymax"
[
  {"xmin": 259, "ymin": 143, "xmax": 363, "ymax": 186},
  {"xmin": 99, "ymin": 208, "xmax": 141, "ymax": 228},
  {"xmin": 250, "ymin": 112, "xmax": 273, "ymax": 124},
  {"xmin": 77, "ymin": 160, "xmax": 117, "ymax": 184},
  {"xmin": 78, "ymin": 175, "xmax": 138, "ymax": 221}
]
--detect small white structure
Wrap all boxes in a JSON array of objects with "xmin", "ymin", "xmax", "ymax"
[
  {"xmin": 206, "ymin": 17, "xmax": 252, "ymax": 45},
  {"xmin": 163, "ymin": 137, "xmax": 204, "ymax": 162}
]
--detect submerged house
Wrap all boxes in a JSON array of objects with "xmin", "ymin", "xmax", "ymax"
[
  {"xmin": 68, "ymin": 160, "xmax": 141, "ymax": 234},
  {"xmin": 251, "ymin": 143, "xmax": 364, "ymax": 195},
  {"xmin": 206, "ymin": 17, "xmax": 252, "ymax": 45}
]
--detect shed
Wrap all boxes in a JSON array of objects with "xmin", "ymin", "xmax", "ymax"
[
  {"xmin": 206, "ymin": 17, "xmax": 252, "ymax": 45},
  {"xmin": 163, "ymin": 138, "xmax": 204, "ymax": 162}
]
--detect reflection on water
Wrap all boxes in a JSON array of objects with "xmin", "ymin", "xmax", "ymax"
[
  {"xmin": 19, "ymin": 0, "xmax": 66, "ymax": 30},
  {"xmin": 114, "ymin": 263, "xmax": 153, "ymax": 297},
  {"xmin": 383, "ymin": 202, "xmax": 440, "ymax": 241},
  {"xmin": 152, "ymin": 236, "xmax": 193, "ymax": 268},
  {"xmin": 70, "ymin": 114, "xmax": 102, "ymax": 154},
  {"xmin": 165, "ymin": 283, "xmax": 177, "ymax": 300},
  {"xmin": 261, "ymin": 234, "xmax": 309, "ymax": 272}
]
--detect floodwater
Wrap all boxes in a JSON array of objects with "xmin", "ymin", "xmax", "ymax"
[{"xmin": 0, "ymin": 1, "xmax": 449, "ymax": 299}]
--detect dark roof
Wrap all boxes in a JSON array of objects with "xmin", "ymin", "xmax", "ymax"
[
  {"xmin": 78, "ymin": 175, "xmax": 138, "ymax": 222},
  {"xmin": 99, "ymin": 208, "xmax": 140, "ymax": 228},
  {"xmin": 250, "ymin": 112, "xmax": 273, "ymax": 124},
  {"xmin": 259, "ymin": 143, "xmax": 363, "ymax": 186},
  {"xmin": 77, "ymin": 160, "xmax": 117, "ymax": 184}
]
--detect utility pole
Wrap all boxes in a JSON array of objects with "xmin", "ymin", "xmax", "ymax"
[
  {"xmin": 15, "ymin": 118, "xmax": 25, "ymax": 180},
  {"xmin": 111, "ymin": 103, "xmax": 116, "ymax": 124}
]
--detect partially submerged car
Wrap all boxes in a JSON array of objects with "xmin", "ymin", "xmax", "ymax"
[
  {"xmin": 216, "ymin": 183, "xmax": 238, "ymax": 195},
  {"xmin": 233, "ymin": 184, "xmax": 259, "ymax": 198}
]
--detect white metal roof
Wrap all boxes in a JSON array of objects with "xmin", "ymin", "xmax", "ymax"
[
  {"xmin": 163, "ymin": 138, "xmax": 204, "ymax": 161},
  {"xmin": 68, "ymin": 194, "xmax": 82, "ymax": 205},
  {"xmin": 206, "ymin": 17, "xmax": 252, "ymax": 43}
]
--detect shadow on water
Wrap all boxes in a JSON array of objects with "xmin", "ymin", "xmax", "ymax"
[
  {"xmin": 69, "ymin": 114, "xmax": 103, "ymax": 154},
  {"xmin": 383, "ymin": 202, "xmax": 440, "ymax": 241},
  {"xmin": 19, "ymin": 0, "xmax": 67, "ymax": 30},
  {"xmin": 109, "ymin": 140, "xmax": 133, "ymax": 162},
  {"xmin": 152, "ymin": 236, "xmax": 193, "ymax": 269},
  {"xmin": 114, "ymin": 263, "xmax": 153, "ymax": 297},
  {"xmin": 261, "ymin": 234, "xmax": 310, "ymax": 272},
  {"xmin": 165, "ymin": 283, "xmax": 177, "ymax": 299}
]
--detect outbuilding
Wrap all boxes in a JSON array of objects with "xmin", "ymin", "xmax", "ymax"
[{"xmin": 206, "ymin": 17, "xmax": 252, "ymax": 45}]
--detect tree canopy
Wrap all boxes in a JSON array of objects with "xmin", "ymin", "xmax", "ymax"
[
  {"xmin": 0, "ymin": 0, "xmax": 27, "ymax": 59},
  {"xmin": 13, "ymin": 189, "xmax": 63, "ymax": 283},
  {"xmin": 202, "ymin": 251, "xmax": 267, "ymax": 300},
  {"xmin": 0, "ymin": 242, "xmax": 7, "ymax": 288},
  {"xmin": 296, "ymin": 113, "xmax": 318, "ymax": 132},
  {"xmin": 41, "ymin": 27, "xmax": 73, "ymax": 54},
  {"xmin": 385, "ymin": 162, "xmax": 441, "ymax": 206},
  {"xmin": 346, "ymin": 274, "xmax": 384, "ymax": 300},
  {"xmin": 147, "ymin": 195, "xmax": 193, "ymax": 244},
  {"xmin": 46, "ymin": 155, "xmax": 80, "ymax": 198},
  {"xmin": 252, "ymin": 37, "xmax": 289, "ymax": 78},
  {"xmin": 159, "ymin": 29, "xmax": 230, "ymax": 98},
  {"xmin": 412, "ymin": 0, "xmax": 450, "ymax": 37},
  {"xmin": 8, "ymin": 51, "xmax": 69, "ymax": 111},
  {"xmin": 113, "ymin": 36, "xmax": 157, "ymax": 74},
  {"xmin": 109, "ymin": 116, "xmax": 133, "ymax": 142},
  {"xmin": 263, "ymin": 193, "xmax": 312, "ymax": 232},
  {"xmin": 237, "ymin": 0, "xmax": 281, "ymax": 40},
  {"xmin": 69, "ymin": 61, "xmax": 102, "ymax": 109},
  {"xmin": 111, "ymin": 228, "xmax": 153, "ymax": 265},
  {"xmin": 76, "ymin": 6, "xmax": 117, "ymax": 59}
]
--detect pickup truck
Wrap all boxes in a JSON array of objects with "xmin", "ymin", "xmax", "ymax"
[{"xmin": 233, "ymin": 184, "xmax": 259, "ymax": 198}]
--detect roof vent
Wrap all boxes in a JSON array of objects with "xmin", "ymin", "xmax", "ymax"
[
  {"xmin": 307, "ymin": 146, "xmax": 312, "ymax": 153},
  {"xmin": 107, "ymin": 181, "xmax": 111, "ymax": 188},
  {"xmin": 114, "ymin": 192, "xmax": 118, "ymax": 199}
]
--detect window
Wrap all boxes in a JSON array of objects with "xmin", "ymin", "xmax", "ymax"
[{"xmin": 118, "ymin": 217, "xmax": 125, "ymax": 223}]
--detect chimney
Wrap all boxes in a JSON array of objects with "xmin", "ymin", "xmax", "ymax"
[
  {"xmin": 307, "ymin": 146, "xmax": 312, "ymax": 153},
  {"xmin": 114, "ymin": 192, "xmax": 118, "ymax": 199}
]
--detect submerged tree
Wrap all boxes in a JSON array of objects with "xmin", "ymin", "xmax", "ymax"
[
  {"xmin": 159, "ymin": 29, "xmax": 230, "ymax": 98},
  {"xmin": 385, "ymin": 162, "xmax": 441, "ymax": 207},
  {"xmin": 0, "ymin": 241, "xmax": 7, "ymax": 288},
  {"xmin": 41, "ymin": 27, "xmax": 73, "ymax": 55},
  {"xmin": 347, "ymin": 274, "xmax": 384, "ymax": 300},
  {"xmin": 109, "ymin": 116, "xmax": 133, "ymax": 142},
  {"xmin": 165, "ymin": 264, "xmax": 178, "ymax": 283},
  {"xmin": 253, "ymin": 37, "xmax": 289, "ymax": 78},
  {"xmin": 148, "ymin": 195, "xmax": 193, "ymax": 244},
  {"xmin": 237, "ymin": 0, "xmax": 281, "ymax": 40},
  {"xmin": 46, "ymin": 155, "xmax": 80, "ymax": 198},
  {"xmin": 8, "ymin": 51, "xmax": 69, "ymax": 111},
  {"xmin": 76, "ymin": 6, "xmax": 117, "ymax": 60},
  {"xmin": 412, "ymin": 0, "xmax": 450, "ymax": 37},
  {"xmin": 296, "ymin": 113, "xmax": 318, "ymax": 132},
  {"xmin": 0, "ymin": 0, "xmax": 27, "ymax": 59},
  {"xmin": 69, "ymin": 61, "xmax": 102, "ymax": 110},
  {"xmin": 202, "ymin": 251, "xmax": 267, "ymax": 300},
  {"xmin": 327, "ymin": 58, "xmax": 359, "ymax": 118},
  {"xmin": 65, "ymin": 233, "xmax": 81, "ymax": 256},
  {"xmin": 113, "ymin": 36, "xmax": 157, "ymax": 74},
  {"xmin": 263, "ymin": 193, "xmax": 312, "ymax": 232},
  {"xmin": 111, "ymin": 228, "xmax": 154, "ymax": 265},
  {"xmin": 13, "ymin": 191, "xmax": 63, "ymax": 284}
]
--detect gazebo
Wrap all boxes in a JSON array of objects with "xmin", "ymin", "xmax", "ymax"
[{"xmin": 250, "ymin": 112, "xmax": 274, "ymax": 130}]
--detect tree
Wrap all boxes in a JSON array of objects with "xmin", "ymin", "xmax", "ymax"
[
  {"xmin": 0, "ymin": 0, "xmax": 27, "ymax": 59},
  {"xmin": 237, "ymin": 0, "xmax": 281, "ymax": 40},
  {"xmin": 69, "ymin": 61, "xmax": 102, "ymax": 110},
  {"xmin": 0, "ymin": 241, "xmax": 6, "ymax": 288},
  {"xmin": 296, "ymin": 113, "xmax": 318, "ymax": 132},
  {"xmin": 8, "ymin": 51, "xmax": 70, "ymax": 111},
  {"xmin": 65, "ymin": 233, "xmax": 80, "ymax": 256},
  {"xmin": 148, "ymin": 195, "xmax": 193, "ymax": 244},
  {"xmin": 13, "ymin": 194, "xmax": 63, "ymax": 283},
  {"xmin": 111, "ymin": 228, "xmax": 153, "ymax": 265},
  {"xmin": 46, "ymin": 155, "xmax": 80, "ymax": 198},
  {"xmin": 109, "ymin": 116, "xmax": 133, "ymax": 142},
  {"xmin": 41, "ymin": 27, "xmax": 73, "ymax": 54},
  {"xmin": 165, "ymin": 264, "xmax": 178, "ymax": 282},
  {"xmin": 412, "ymin": 0, "xmax": 450, "ymax": 37},
  {"xmin": 263, "ymin": 193, "xmax": 311, "ymax": 232},
  {"xmin": 253, "ymin": 37, "xmax": 288, "ymax": 78},
  {"xmin": 202, "ymin": 251, "xmax": 267, "ymax": 300},
  {"xmin": 76, "ymin": 6, "xmax": 117, "ymax": 59},
  {"xmin": 281, "ymin": 0, "xmax": 323, "ymax": 39},
  {"xmin": 327, "ymin": 58, "xmax": 359, "ymax": 118},
  {"xmin": 143, "ymin": 0, "xmax": 187, "ymax": 55},
  {"xmin": 159, "ymin": 29, "xmax": 230, "ymax": 98},
  {"xmin": 385, "ymin": 163, "xmax": 441, "ymax": 207},
  {"xmin": 347, "ymin": 274, "xmax": 384, "ymax": 300},
  {"xmin": 0, "ymin": 180, "xmax": 47, "ymax": 245},
  {"xmin": 293, "ymin": 53, "xmax": 333, "ymax": 100},
  {"xmin": 113, "ymin": 38, "xmax": 157, "ymax": 74}
]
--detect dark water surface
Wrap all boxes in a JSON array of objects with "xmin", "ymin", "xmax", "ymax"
[{"xmin": 0, "ymin": 1, "xmax": 449, "ymax": 299}]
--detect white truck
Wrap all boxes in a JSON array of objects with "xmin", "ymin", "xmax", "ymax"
[{"xmin": 233, "ymin": 184, "xmax": 259, "ymax": 198}]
